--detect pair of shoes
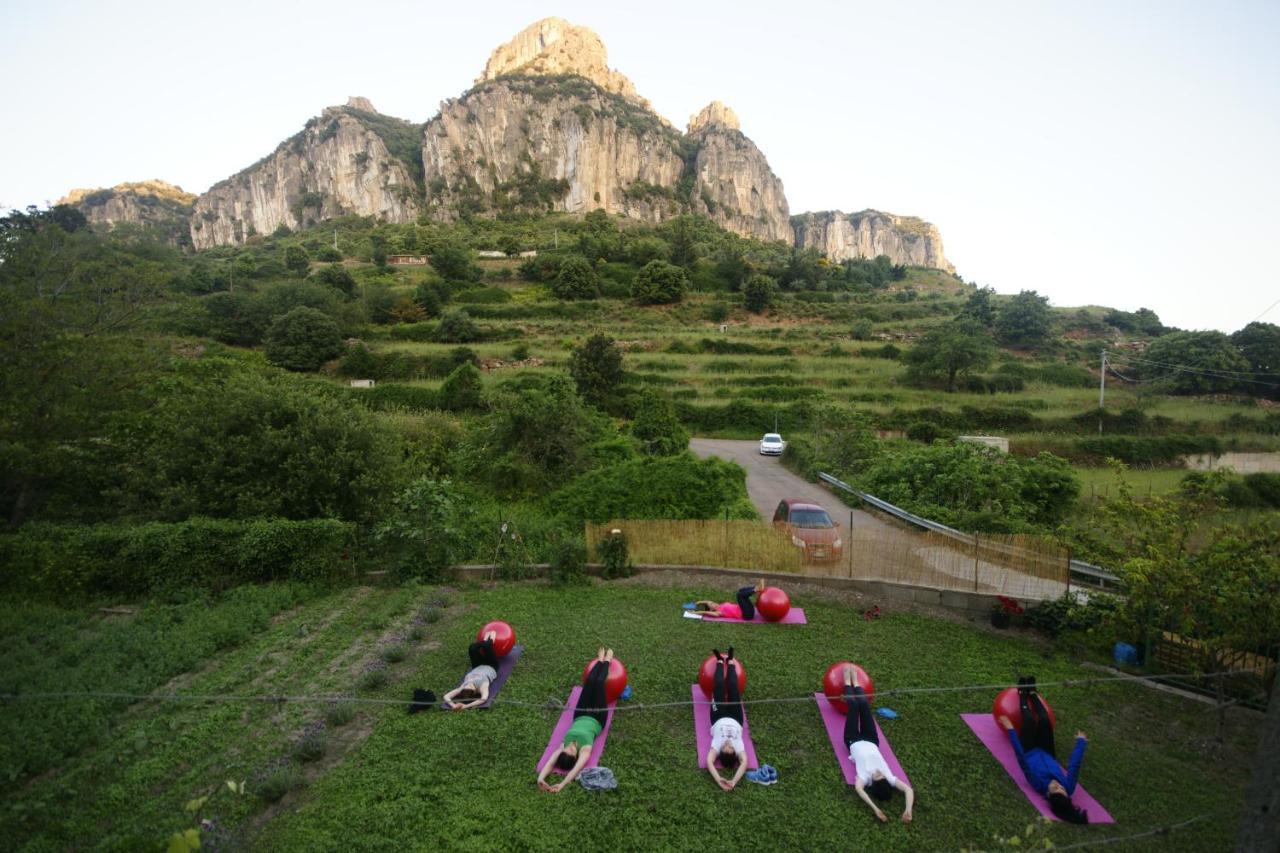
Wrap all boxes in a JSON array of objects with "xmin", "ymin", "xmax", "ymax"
[
  {"xmin": 726, "ymin": 646, "xmax": 735, "ymax": 662},
  {"xmin": 745, "ymin": 764, "xmax": 778, "ymax": 785},
  {"xmin": 712, "ymin": 648, "xmax": 723, "ymax": 661}
]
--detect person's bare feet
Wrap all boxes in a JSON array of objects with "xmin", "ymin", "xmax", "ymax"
[
  {"xmin": 597, "ymin": 647, "xmax": 606, "ymax": 661},
  {"xmin": 843, "ymin": 664, "xmax": 854, "ymax": 687},
  {"xmin": 485, "ymin": 630, "xmax": 497, "ymax": 642},
  {"xmin": 604, "ymin": 648, "xmax": 614, "ymax": 662}
]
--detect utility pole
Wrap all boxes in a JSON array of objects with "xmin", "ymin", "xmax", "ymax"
[
  {"xmin": 1097, "ymin": 349, "xmax": 1107, "ymax": 434},
  {"xmin": 333, "ymin": 229, "xmax": 338, "ymax": 252}
]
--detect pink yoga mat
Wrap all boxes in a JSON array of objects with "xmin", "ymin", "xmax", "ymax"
[
  {"xmin": 814, "ymin": 693, "xmax": 910, "ymax": 786},
  {"xmin": 961, "ymin": 713, "xmax": 1114, "ymax": 823},
  {"xmin": 691, "ymin": 685, "xmax": 759, "ymax": 770},
  {"xmin": 440, "ymin": 644, "xmax": 523, "ymax": 710},
  {"xmin": 536, "ymin": 686, "xmax": 617, "ymax": 776},
  {"xmin": 700, "ymin": 607, "xmax": 808, "ymax": 625}
]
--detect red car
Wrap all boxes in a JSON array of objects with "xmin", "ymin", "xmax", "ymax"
[{"xmin": 772, "ymin": 499, "xmax": 843, "ymax": 562}]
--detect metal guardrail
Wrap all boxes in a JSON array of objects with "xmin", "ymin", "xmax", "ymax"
[{"xmin": 817, "ymin": 472, "xmax": 1121, "ymax": 591}]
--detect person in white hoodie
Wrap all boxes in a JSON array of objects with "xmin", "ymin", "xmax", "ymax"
[
  {"xmin": 842, "ymin": 665, "xmax": 914, "ymax": 823},
  {"xmin": 704, "ymin": 649, "xmax": 748, "ymax": 791}
]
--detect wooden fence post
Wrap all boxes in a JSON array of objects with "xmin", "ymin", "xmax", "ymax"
[{"xmin": 972, "ymin": 533, "xmax": 980, "ymax": 591}]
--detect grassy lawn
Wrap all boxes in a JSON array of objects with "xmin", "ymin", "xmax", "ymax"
[{"xmin": 3, "ymin": 580, "xmax": 1259, "ymax": 851}]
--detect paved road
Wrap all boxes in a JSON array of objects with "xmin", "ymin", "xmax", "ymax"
[{"xmin": 688, "ymin": 439, "xmax": 893, "ymax": 534}]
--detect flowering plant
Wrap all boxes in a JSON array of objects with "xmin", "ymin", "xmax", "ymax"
[{"xmin": 994, "ymin": 595, "xmax": 1025, "ymax": 616}]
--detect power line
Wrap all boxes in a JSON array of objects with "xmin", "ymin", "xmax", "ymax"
[
  {"xmin": 1106, "ymin": 355, "xmax": 1280, "ymax": 389},
  {"xmin": 1049, "ymin": 811, "xmax": 1218, "ymax": 850},
  {"xmin": 1249, "ymin": 296, "xmax": 1280, "ymax": 324},
  {"xmin": 1109, "ymin": 353, "xmax": 1280, "ymax": 379}
]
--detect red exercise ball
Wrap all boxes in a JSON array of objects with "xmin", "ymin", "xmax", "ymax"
[
  {"xmin": 581, "ymin": 658, "xmax": 629, "ymax": 703},
  {"xmin": 991, "ymin": 686, "xmax": 1056, "ymax": 730},
  {"xmin": 478, "ymin": 621, "xmax": 516, "ymax": 657},
  {"xmin": 821, "ymin": 661, "xmax": 875, "ymax": 714},
  {"xmin": 757, "ymin": 587, "xmax": 791, "ymax": 622},
  {"xmin": 697, "ymin": 655, "xmax": 747, "ymax": 699}
]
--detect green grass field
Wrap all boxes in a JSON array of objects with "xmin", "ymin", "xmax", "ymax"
[{"xmin": 2, "ymin": 579, "xmax": 1259, "ymax": 851}]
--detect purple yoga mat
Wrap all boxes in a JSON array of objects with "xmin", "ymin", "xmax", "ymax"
[
  {"xmin": 813, "ymin": 693, "xmax": 910, "ymax": 786},
  {"xmin": 701, "ymin": 607, "xmax": 808, "ymax": 625},
  {"xmin": 691, "ymin": 685, "xmax": 759, "ymax": 770},
  {"xmin": 961, "ymin": 713, "xmax": 1114, "ymax": 823},
  {"xmin": 440, "ymin": 644, "xmax": 523, "ymax": 710},
  {"xmin": 536, "ymin": 685, "xmax": 617, "ymax": 776}
]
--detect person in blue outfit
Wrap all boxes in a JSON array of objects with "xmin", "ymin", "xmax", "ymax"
[{"xmin": 999, "ymin": 677, "xmax": 1089, "ymax": 824}]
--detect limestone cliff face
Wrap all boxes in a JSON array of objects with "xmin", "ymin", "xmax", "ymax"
[
  {"xmin": 190, "ymin": 102, "xmax": 420, "ymax": 248},
  {"xmin": 60, "ymin": 180, "xmax": 195, "ymax": 245},
  {"xmin": 479, "ymin": 17, "xmax": 644, "ymax": 106},
  {"xmin": 686, "ymin": 104, "xmax": 789, "ymax": 242},
  {"xmin": 792, "ymin": 209, "xmax": 953, "ymax": 272}
]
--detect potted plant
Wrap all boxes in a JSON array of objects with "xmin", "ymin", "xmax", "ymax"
[{"xmin": 991, "ymin": 595, "xmax": 1024, "ymax": 629}]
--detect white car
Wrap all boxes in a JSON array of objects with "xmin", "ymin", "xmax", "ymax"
[{"xmin": 759, "ymin": 433, "xmax": 786, "ymax": 455}]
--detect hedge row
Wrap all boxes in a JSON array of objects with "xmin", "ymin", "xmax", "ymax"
[{"xmin": 1, "ymin": 518, "xmax": 355, "ymax": 597}]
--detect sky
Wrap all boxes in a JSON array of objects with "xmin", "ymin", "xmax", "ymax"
[{"xmin": 2, "ymin": 0, "xmax": 1278, "ymax": 332}]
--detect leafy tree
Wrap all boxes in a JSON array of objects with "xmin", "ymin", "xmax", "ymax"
[
  {"xmin": 665, "ymin": 216, "xmax": 697, "ymax": 267},
  {"xmin": 1231, "ymin": 321, "xmax": 1280, "ymax": 398},
  {"xmin": 284, "ymin": 245, "xmax": 310, "ymax": 275},
  {"xmin": 550, "ymin": 255, "xmax": 600, "ymax": 300},
  {"xmin": 1140, "ymin": 330, "xmax": 1252, "ymax": 394},
  {"xmin": 850, "ymin": 318, "xmax": 875, "ymax": 340},
  {"xmin": 807, "ymin": 405, "xmax": 879, "ymax": 479},
  {"xmin": 629, "ymin": 388, "xmax": 689, "ymax": 456},
  {"xmin": 568, "ymin": 334, "xmax": 624, "ymax": 404},
  {"xmin": 433, "ymin": 309, "xmax": 481, "ymax": 343},
  {"xmin": 312, "ymin": 263, "xmax": 355, "ymax": 297},
  {"xmin": 1105, "ymin": 307, "xmax": 1165, "ymax": 336},
  {"xmin": 714, "ymin": 246, "xmax": 749, "ymax": 291},
  {"xmin": 369, "ymin": 232, "xmax": 388, "ymax": 269},
  {"xmin": 375, "ymin": 477, "xmax": 471, "ymax": 580},
  {"xmin": 958, "ymin": 286, "xmax": 997, "ymax": 328},
  {"xmin": 743, "ymin": 273, "xmax": 779, "ymax": 314},
  {"xmin": 439, "ymin": 362, "xmax": 484, "ymax": 412},
  {"xmin": 632, "ymin": 259, "xmax": 688, "ymax": 305},
  {"xmin": 628, "ymin": 237, "xmax": 670, "ymax": 265},
  {"xmin": 413, "ymin": 277, "xmax": 450, "ymax": 317},
  {"xmin": 904, "ymin": 320, "xmax": 996, "ymax": 391},
  {"xmin": 430, "ymin": 244, "xmax": 481, "ymax": 283},
  {"xmin": 264, "ymin": 306, "xmax": 343, "ymax": 371},
  {"xmin": 548, "ymin": 454, "xmax": 754, "ymax": 522},
  {"xmin": 995, "ymin": 290, "xmax": 1053, "ymax": 346}
]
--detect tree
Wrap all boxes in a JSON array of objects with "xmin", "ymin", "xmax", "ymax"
[
  {"xmin": 665, "ymin": 216, "xmax": 696, "ymax": 267},
  {"xmin": 374, "ymin": 478, "xmax": 471, "ymax": 580},
  {"xmin": 1232, "ymin": 321, "xmax": 1280, "ymax": 398},
  {"xmin": 312, "ymin": 263, "xmax": 355, "ymax": 297},
  {"xmin": 439, "ymin": 362, "xmax": 484, "ymax": 412},
  {"xmin": 995, "ymin": 290, "xmax": 1053, "ymax": 346},
  {"xmin": 264, "ymin": 306, "xmax": 343, "ymax": 371},
  {"xmin": 1140, "ymin": 330, "xmax": 1252, "ymax": 394},
  {"xmin": 284, "ymin": 245, "xmax": 310, "ymax": 275},
  {"xmin": 628, "ymin": 237, "xmax": 670, "ymax": 266},
  {"xmin": 632, "ymin": 259, "xmax": 688, "ymax": 305},
  {"xmin": 714, "ymin": 246, "xmax": 749, "ymax": 291},
  {"xmin": 743, "ymin": 273, "xmax": 778, "ymax": 314},
  {"xmin": 550, "ymin": 255, "xmax": 600, "ymax": 300},
  {"xmin": 369, "ymin": 233, "xmax": 388, "ymax": 269},
  {"xmin": 568, "ymin": 334, "xmax": 624, "ymax": 404},
  {"xmin": 430, "ymin": 244, "xmax": 481, "ymax": 283},
  {"xmin": 903, "ymin": 320, "xmax": 996, "ymax": 391},
  {"xmin": 958, "ymin": 286, "xmax": 996, "ymax": 328},
  {"xmin": 413, "ymin": 278, "xmax": 450, "ymax": 317},
  {"xmin": 433, "ymin": 309, "xmax": 481, "ymax": 343},
  {"xmin": 629, "ymin": 388, "xmax": 689, "ymax": 456}
]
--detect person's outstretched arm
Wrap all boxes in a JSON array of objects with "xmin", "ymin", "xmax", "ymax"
[
  {"xmin": 537, "ymin": 751, "xmax": 561, "ymax": 791},
  {"xmin": 1000, "ymin": 715, "xmax": 1032, "ymax": 778},
  {"xmin": 706, "ymin": 749, "xmax": 730, "ymax": 790},
  {"xmin": 550, "ymin": 747, "xmax": 592, "ymax": 792},
  {"xmin": 854, "ymin": 779, "xmax": 888, "ymax": 822},
  {"xmin": 727, "ymin": 757, "xmax": 748, "ymax": 789},
  {"xmin": 896, "ymin": 780, "xmax": 914, "ymax": 823},
  {"xmin": 1065, "ymin": 731, "xmax": 1088, "ymax": 793}
]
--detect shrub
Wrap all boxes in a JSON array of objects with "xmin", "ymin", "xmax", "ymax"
[
  {"xmin": 706, "ymin": 302, "xmax": 730, "ymax": 323},
  {"xmin": 630, "ymin": 388, "xmax": 690, "ymax": 456},
  {"xmin": 264, "ymin": 306, "xmax": 343, "ymax": 371},
  {"xmin": 453, "ymin": 286, "xmax": 513, "ymax": 304},
  {"xmin": 547, "ymin": 454, "xmax": 754, "ymax": 523},
  {"xmin": 375, "ymin": 478, "xmax": 471, "ymax": 581},
  {"xmin": 353, "ymin": 384, "xmax": 440, "ymax": 412},
  {"xmin": 358, "ymin": 661, "xmax": 389, "ymax": 690},
  {"xmin": 850, "ymin": 318, "xmax": 874, "ymax": 340},
  {"xmin": 420, "ymin": 605, "xmax": 443, "ymax": 624},
  {"xmin": 380, "ymin": 643, "xmax": 408, "ymax": 663},
  {"xmin": 743, "ymin": 274, "xmax": 778, "ymax": 314},
  {"xmin": 439, "ymin": 362, "xmax": 484, "ymax": 412},
  {"xmin": 632, "ymin": 260, "xmax": 688, "ymax": 304},
  {"xmin": 548, "ymin": 537, "xmax": 588, "ymax": 586},
  {"xmin": 550, "ymin": 255, "xmax": 600, "ymax": 299},
  {"xmin": 433, "ymin": 309, "xmax": 481, "ymax": 343},
  {"xmin": 905, "ymin": 421, "xmax": 946, "ymax": 442},
  {"xmin": 568, "ymin": 334, "xmax": 624, "ymax": 405},
  {"xmin": 312, "ymin": 263, "xmax": 356, "ymax": 296},
  {"xmin": 597, "ymin": 529, "xmax": 633, "ymax": 579},
  {"xmin": 253, "ymin": 759, "xmax": 303, "ymax": 802},
  {"xmin": 316, "ymin": 247, "xmax": 342, "ymax": 262},
  {"xmin": 290, "ymin": 722, "xmax": 328, "ymax": 762},
  {"xmin": 324, "ymin": 700, "xmax": 357, "ymax": 727}
]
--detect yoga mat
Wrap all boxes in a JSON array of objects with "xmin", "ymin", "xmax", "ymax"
[
  {"xmin": 440, "ymin": 644, "xmax": 523, "ymax": 710},
  {"xmin": 961, "ymin": 713, "xmax": 1114, "ymax": 823},
  {"xmin": 702, "ymin": 608, "xmax": 808, "ymax": 625},
  {"xmin": 691, "ymin": 685, "xmax": 759, "ymax": 770},
  {"xmin": 813, "ymin": 693, "xmax": 910, "ymax": 786},
  {"xmin": 536, "ymin": 685, "xmax": 617, "ymax": 776}
]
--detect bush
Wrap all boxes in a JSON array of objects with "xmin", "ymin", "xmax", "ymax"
[
  {"xmin": 434, "ymin": 309, "xmax": 481, "ymax": 343},
  {"xmin": 380, "ymin": 643, "xmax": 408, "ymax": 663},
  {"xmin": 453, "ymin": 287, "xmax": 512, "ymax": 304},
  {"xmin": 550, "ymin": 255, "xmax": 600, "ymax": 300},
  {"xmin": 630, "ymin": 388, "xmax": 689, "ymax": 456},
  {"xmin": 632, "ymin": 260, "xmax": 688, "ymax": 305},
  {"xmin": 264, "ymin": 306, "xmax": 343, "ymax": 371},
  {"xmin": 290, "ymin": 722, "xmax": 328, "ymax": 762},
  {"xmin": 353, "ymin": 383, "xmax": 440, "ymax": 412},
  {"xmin": 1025, "ymin": 592, "xmax": 1120, "ymax": 638},
  {"xmin": 316, "ymin": 247, "xmax": 342, "ymax": 262},
  {"xmin": 547, "ymin": 454, "xmax": 755, "ymax": 522},
  {"xmin": 374, "ymin": 478, "xmax": 471, "ymax": 581},
  {"xmin": 597, "ymin": 529, "xmax": 633, "ymax": 579},
  {"xmin": 253, "ymin": 759, "xmax": 303, "ymax": 802},
  {"xmin": 324, "ymin": 701, "xmax": 357, "ymax": 727},
  {"xmin": 358, "ymin": 662, "xmax": 389, "ymax": 690},
  {"xmin": 0, "ymin": 518, "xmax": 355, "ymax": 597},
  {"xmin": 743, "ymin": 274, "xmax": 778, "ymax": 314},
  {"xmin": 1072, "ymin": 434, "xmax": 1221, "ymax": 466},
  {"xmin": 548, "ymin": 537, "xmax": 588, "ymax": 586},
  {"xmin": 850, "ymin": 318, "xmax": 875, "ymax": 340},
  {"xmin": 439, "ymin": 362, "xmax": 484, "ymax": 412},
  {"xmin": 312, "ymin": 263, "xmax": 356, "ymax": 297},
  {"xmin": 905, "ymin": 421, "xmax": 946, "ymax": 442}
]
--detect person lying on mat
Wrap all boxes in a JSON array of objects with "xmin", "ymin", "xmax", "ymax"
[
  {"xmin": 442, "ymin": 630, "xmax": 500, "ymax": 710},
  {"xmin": 537, "ymin": 648, "xmax": 614, "ymax": 793},
  {"xmin": 999, "ymin": 676, "xmax": 1089, "ymax": 824},
  {"xmin": 842, "ymin": 665, "xmax": 914, "ymax": 823},
  {"xmin": 705, "ymin": 648, "xmax": 749, "ymax": 791},
  {"xmin": 693, "ymin": 579, "xmax": 766, "ymax": 619}
]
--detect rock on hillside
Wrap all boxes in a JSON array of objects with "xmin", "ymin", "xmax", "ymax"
[
  {"xmin": 60, "ymin": 180, "xmax": 196, "ymax": 246},
  {"xmin": 479, "ymin": 16, "xmax": 645, "ymax": 106},
  {"xmin": 792, "ymin": 209, "xmax": 953, "ymax": 272},
  {"xmin": 189, "ymin": 98, "xmax": 421, "ymax": 248},
  {"xmin": 686, "ymin": 102, "xmax": 789, "ymax": 242}
]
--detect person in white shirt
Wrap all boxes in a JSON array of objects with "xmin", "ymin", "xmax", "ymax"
[
  {"xmin": 705, "ymin": 649, "xmax": 748, "ymax": 791},
  {"xmin": 842, "ymin": 665, "xmax": 914, "ymax": 823}
]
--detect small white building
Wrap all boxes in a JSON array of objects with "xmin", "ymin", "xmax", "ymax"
[
  {"xmin": 349, "ymin": 379, "xmax": 376, "ymax": 389},
  {"xmin": 958, "ymin": 435, "xmax": 1009, "ymax": 453}
]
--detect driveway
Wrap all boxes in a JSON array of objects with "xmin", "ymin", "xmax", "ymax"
[{"xmin": 688, "ymin": 438, "xmax": 893, "ymax": 534}]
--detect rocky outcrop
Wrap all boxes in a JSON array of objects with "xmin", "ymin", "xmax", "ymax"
[
  {"xmin": 60, "ymin": 180, "xmax": 196, "ymax": 245},
  {"xmin": 479, "ymin": 17, "xmax": 644, "ymax": 106},
  {"xmin": 687, "ymin": 105, "xmax": 789, "ymax": 242},
  {"xmin": 189, "ymin": 105, "xmax": 421, "ymax": 248},
  {"xmin": 792, "ymin": 209, "xmax": 953, "ymax": 271}
]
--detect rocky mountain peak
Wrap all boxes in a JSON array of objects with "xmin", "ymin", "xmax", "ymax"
[
  {"xmin": 478, "ymin": 17, "xmax": 643, "ymax": 104},
  {"xmin": 688, "ymin": 101, "xmax": 740, "ymax": 134},
  {"xmin": 345, "ymin": 96, "xmax": 377, "ymax": 113}
]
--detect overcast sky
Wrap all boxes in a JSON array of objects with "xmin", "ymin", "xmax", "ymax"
[{"xmin": 3, "ymin": 0, "xmax": 1278, "ymax": 331}]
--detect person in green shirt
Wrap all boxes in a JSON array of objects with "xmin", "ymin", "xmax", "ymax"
[{"xmin": 538, "ymin": 648, "xmax": 614, "ymax": 793}]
